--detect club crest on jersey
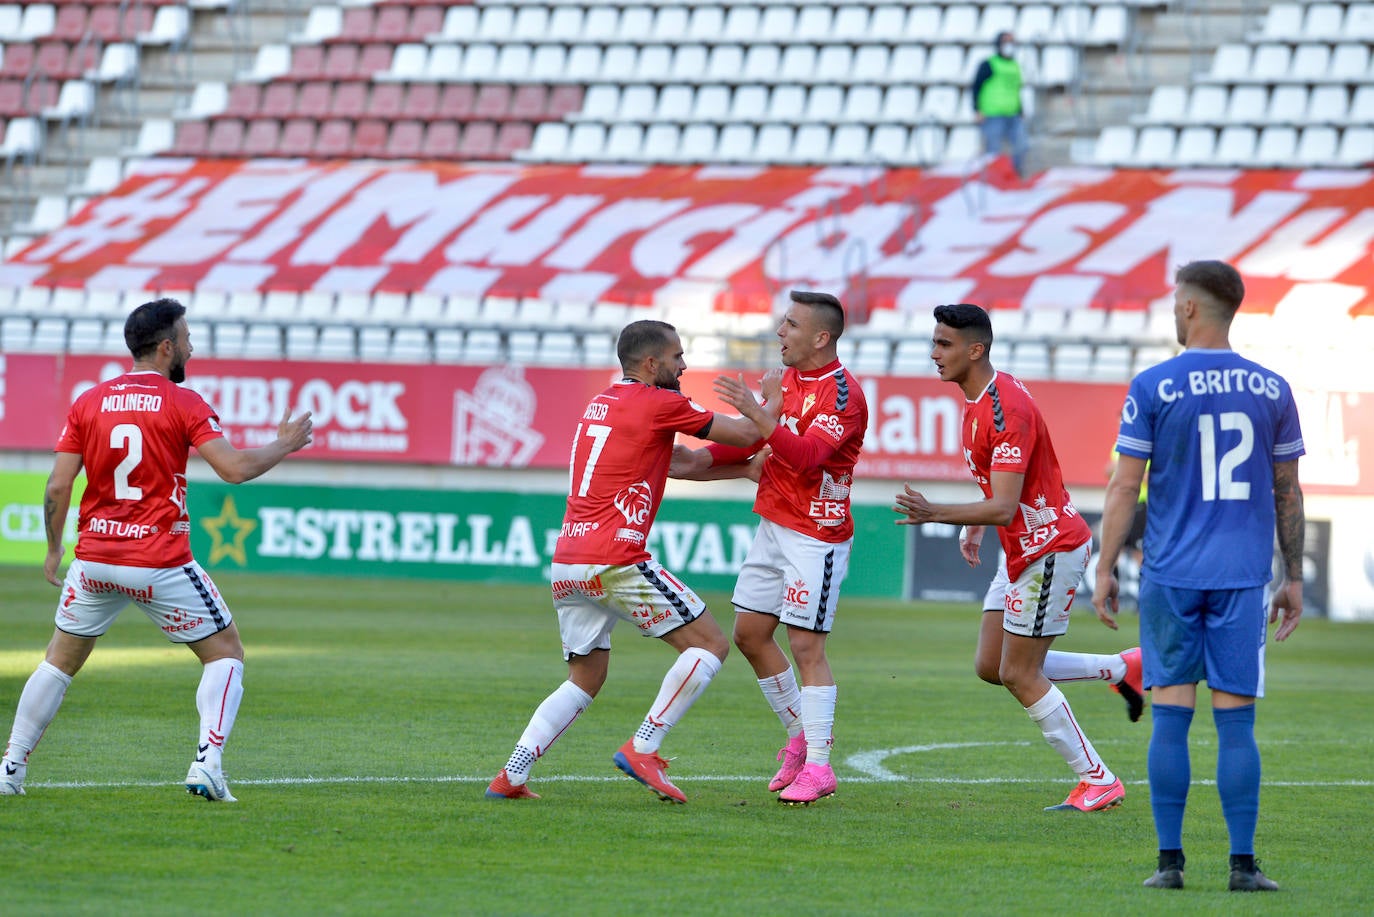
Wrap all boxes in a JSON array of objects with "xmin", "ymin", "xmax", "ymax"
[{"xmin": 802, "ymin": 394, "xmax": 817, "ymax": 416}]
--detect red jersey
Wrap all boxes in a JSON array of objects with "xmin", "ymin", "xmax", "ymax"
[
  {"xmin": 712, "ymin": 360, "xmax": 867, "ymax": 543},
  {"xmin": 553, "ymin": 379, "xmax": 714, "ymax": 566},
  {"xmin": 962, "ymin": 371, "xmax": 1091, "ymax": 579},
  {"xmin": 55, "ymin": 371, "xmax": 224, "ymax": 568}
]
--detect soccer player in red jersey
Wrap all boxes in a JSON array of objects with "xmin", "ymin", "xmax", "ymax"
[
  {"xmin": 892, "ymin": 303, "xmax": 1131, "ymax": 812},
  {"xmin": 672, "ymin": 291, "xmax": 867, "ymax": 805},
  {"xmin": 486, "ymin": 320, "xmax": 764, "ymax": 804},
  {"xmin": 0, "ymin": 299, "xmax": 312, "ymax": 802}
]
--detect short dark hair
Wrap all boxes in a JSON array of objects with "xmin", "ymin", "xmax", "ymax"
[
  {"xmin": 789, "ymin": 290, "xmax": 845, "ymax": 339},
  {"xmin": 1175, "ymin": 260, "xmax": 1245, "ymax": 316},
  {"xmin": 124, "ymin": 297, "xmax": 187, "ymax": 359},
  {"xmin": 933, "ymin": 303, "xmax": 994, "ymax": 349},
  {"xmin": 616, "ymin": 319, "xmax": 677, "ymax": 371}
]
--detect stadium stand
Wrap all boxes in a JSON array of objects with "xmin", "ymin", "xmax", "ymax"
[{"xmin": 1, "ymin": 0, "xmax": 1371, "ymax": 376}]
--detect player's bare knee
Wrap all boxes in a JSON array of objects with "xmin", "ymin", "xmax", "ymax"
[{"xmin": 975, "ymin": 659, "xmax": 1003, "ymax": 685}]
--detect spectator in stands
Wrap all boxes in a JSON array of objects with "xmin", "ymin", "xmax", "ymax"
[
  {"xmin": 484, "ymin": 320, "xmax": 765, "ymax": 804},
  {"xmin": 971, "ymin": 31, "xmax": 1029, "ymax": 178},
  {"xmin": 670, "ymin": 291, "xmax": 868, "ymax": 806},
  {"xmin": 0, "ymin": 298, "xmax": 314, "ymax": 803}
]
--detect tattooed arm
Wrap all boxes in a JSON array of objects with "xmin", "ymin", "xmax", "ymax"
[
  {"xmin": 43, "ymin": 453, "xmax": 83, "ymax": 587},
  {"xmin": 1269, "ymin": 459, "xmax": 1305, "ymax": 642}
]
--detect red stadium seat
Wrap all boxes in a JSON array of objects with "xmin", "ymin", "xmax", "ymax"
[
  {"xmin": 88, "ymin": 5, "xmax": 123, "ymax": 41},
  {"xmin": 206, "ymin": 118, "xmax": 245, "ymax": 156},
  {"xmin": 458, "ymin": 121, "xmax": 497, "ymax": 160},
  {"xmin": 0, "ymin": 81, "xmax": 23, "ymax": 117},
  {"xmin": 374, "ymin": 6, "xmax": 409, "ymax": 43},
  {"xmin": 509, "ymin": 85, "xmax": 549, "ymax": 121},
  {"xmin": 52, "ymin": 5, "xmax": 90, "ymax": 42},
  {"xmin": 260, "ymin": 82, "xmax": 297, "ymax": 119},
  {"xmin": 223, "ymin": 83, "xmax": 260, "ymax": 118},
  {"xmin": 438, "ymin": 83, "xmax": 475, "ymax": 119},
  {"xmin": 288, "ymin": 45, "xmax": 325, "ymax": 81},
  {"xmin": 474, "ymin": 84, "xmax": 512, "ymax": 120},
  {"xmin": 421, "ymin": 121, "xmax": 460, "ymax": 158},
  {"xmin": 352, "ymin": 118, "xmax": 388, "ymax": 157},
  {"xmin": 279, "ymin": 118, "xmax": 317, "ymax": 157},
  {"xmin": 35, "ymin": 42, "xmax": 72, "ymax": 79},
  {"xmin": 339, "ymin": 7, "xmax": 375, "ymax": 42},
  {"xmin": 296, "ymin": 81, "xmax": 333, "ymax": 119},
  {"xmin": 0, "ymin": 44, "xmax": 35, "ymax": 79},
  {"xmin": 324, "ymin": 44, "xmax": 361, "ymax": 81},
  {"xmin": 365, "ymin": 82, "xmax": 404, "ymax": 119},
  {"xmin": 358, "ymin": 44, "xmax": 394, "ymax": 77},
  {"xmin": 171, "ymin": 119, "xmax": 210, "ymax": 156},
  {"xmin": 408, "ymin": 6, "xmax": 443, "ymax": 41},
  {"xmin": 314, "ymin": 119, "xmax": 353, "ymax": 157},
  {"xmin": 495, "ymin": 121, "xmax": 534, "ymax": 158},
  {"xmin": 404, "ymin": 82, "xmax": 438, "ymax": 120},
  {"xmin": 331, "ymin": 81, "xmax": 367, "ymax": 119},
  {"xmin": 546, "ymin": 85, "xmax": 585, "ymax": 119},
  {"xmin": 243, "ymin": 119, "xmax": 281, "ymax": 157},
  {"xmin": 386, "ymin": 120, "xmax": 424, "ymax": 158}
]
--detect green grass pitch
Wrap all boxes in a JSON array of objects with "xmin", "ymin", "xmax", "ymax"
[{"xmin": 1, "ymin": 566, "xmax": 1370, "ymax": 915}]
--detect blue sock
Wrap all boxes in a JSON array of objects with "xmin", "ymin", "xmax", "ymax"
[
  {"xmin": 1214, "ymin": 704, "xmax": 1260, "ymax": 857},
  {"xmin": 1148, "ymin": 703, "xmax": 1194, "ymax": 851}
]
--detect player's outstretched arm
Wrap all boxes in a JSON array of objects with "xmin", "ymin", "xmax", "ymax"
[
  {"xmin": 670, "ymin": 443, "xmax": 769, "ymax": 483},
  {"xmin": 198, "ymin": 410, "xmax": 314, "ymax": 484},
  {"xmin": 42, "ymin": 452, "xmax": 82, "ymax": 587}
]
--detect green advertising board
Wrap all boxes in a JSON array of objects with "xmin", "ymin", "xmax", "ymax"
[
  {"xmin": 1, "ymin": 471, "xmax": 906, "ymax": 598},
  {"xmin": 0, "ymin": 472, "xmax": 82, "ymax": 565},
  {"xmin": 187, "ymin": 481, "xmax": 906, "ymax": 598}
]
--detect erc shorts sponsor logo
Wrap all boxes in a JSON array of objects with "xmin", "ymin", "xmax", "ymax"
[
  {"xmin": 783, "ymin": 578, "xmax": 810, "ymax": 610},
  {"xmin": 551, "ymin": 574, "xmax": 606, "ymax": 600}
]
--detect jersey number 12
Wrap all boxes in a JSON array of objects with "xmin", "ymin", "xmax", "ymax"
[{"xmin": 1197, "ymin": 412, "xmax": 1252, "ymax": 502}]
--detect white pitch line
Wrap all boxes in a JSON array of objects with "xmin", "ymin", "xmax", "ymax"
[{"xmin": 22, "ymin": 774, "xmax": 1374, "ymax": 790}]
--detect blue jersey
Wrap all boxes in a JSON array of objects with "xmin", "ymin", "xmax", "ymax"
[{"xmin": 1115, "ymin": 349, "xmax": 1304, "ymax": 589}]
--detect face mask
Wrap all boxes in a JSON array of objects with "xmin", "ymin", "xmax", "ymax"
[{"xmin": 999, "ymin": 42, "xmax": 1014, "ymax": 57}]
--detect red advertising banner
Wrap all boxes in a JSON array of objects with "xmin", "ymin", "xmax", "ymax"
[
  {"xmin": 4, "ymin": 161, "xmax": 1371, "ymax": 317},
  {"xmin": 2, "ymin": 354, "xmax": 1368, "ymax": 493}
]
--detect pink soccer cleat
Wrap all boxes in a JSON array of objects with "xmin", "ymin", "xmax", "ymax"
[
  {"xmin": 778, "ymin": 762, "xmax": 836, "ymax": 805},
  {"xmin": 485, "ymin": 769, "xmax": 540, "ymax": 800},
  {"xmin": 1045, "ymin": 777, "xmax": 1125, "ymax": 812},
  {"xmin": 768, "ymin": 733, "xmax": 808, "ymax": 792}
]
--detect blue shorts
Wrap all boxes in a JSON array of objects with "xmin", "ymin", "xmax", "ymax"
[{"xmin": 1138, "ymin": 579, "xmax": 1268, "ymax": 698}]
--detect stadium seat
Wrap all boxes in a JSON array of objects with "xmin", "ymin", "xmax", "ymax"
[
  {"xmin": 1295, "ymin": 126, "xmax": 1339, "ymax": 166},
  {"xmin": 1091, "ymin": 126, "xmax": 1134, "ymax": 165},
  {"xmin": 1173, "ymin": 127, "xmax": 1216, "ymax": 166},
  {"xmin": 1329, "ymin": 44, "xmax": 1371, "ymax": 81},
  {"xmin": 1338, "ymin": 127, "xmax": 1374, "ymax": 165},
  {"xmin": 386, "ymin": 120, "xmax": 424, "ymax": 159},
  {"xmin": 1139, "ymin": 85, "xmax": 1186, "ymax": 124},
  {"xmin": 1215, "ymin": 126, "xmax": 1258, "ymax": 165},
  {"xmin": 1226, "ymin": 86, "xmax": 1268, "ymax": 124},
  {"xmin": 1254, "ymin": 126, "xmax": 1298, "ymax": 165}
]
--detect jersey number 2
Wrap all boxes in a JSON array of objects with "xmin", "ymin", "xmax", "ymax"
[
  {"xmin": 1197, "ymin": 412, "xmax": 1252, "ymax": 501},
  {"xmin": 110, "ymin": 423, "xmax": 144, "ymax": 500}
]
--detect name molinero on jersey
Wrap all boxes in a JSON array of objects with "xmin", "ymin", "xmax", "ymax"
[
  {"xmin": 57, "ymin": 372, "xmax": 226, "ymax": 569},
  {"xmin": 1115, "ymin": 349, "xmax": 1305, "ymax": 589}
]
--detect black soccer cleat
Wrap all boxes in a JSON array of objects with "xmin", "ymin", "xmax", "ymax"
[
  {"xmin": 1229, "ymin": 856, "xmax": 1279, "ymax": 892},
  {"xmin": 1143, "ymin": 850, "xmax": 1185, "ymax": 889}
]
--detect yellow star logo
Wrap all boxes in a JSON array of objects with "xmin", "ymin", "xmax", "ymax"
[{"xmin": 201, "ymin": 495, "xmax": 257, "ymax": 567}]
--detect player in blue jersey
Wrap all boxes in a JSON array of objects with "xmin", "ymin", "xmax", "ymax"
[{"xmin": 1092, "ymin": 260, "xmax": 1305, "ymax": 893}]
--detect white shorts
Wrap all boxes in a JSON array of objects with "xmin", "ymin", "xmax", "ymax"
[
  {"xmin": 983, "ymin": 543, "xmax": 1090, "ymax": 639},
  {"xmin": 55, "ymin": 558, "xmax": 234, "ymax": 643},
  {"xmin": 732, "ymin": 518, "xmax": 851, "ymax": 633},
  {"xmin": 551, "ymin": 559, "xmax": 707, "ymax": 660}
]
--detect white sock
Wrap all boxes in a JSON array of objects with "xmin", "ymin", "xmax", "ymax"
[
  {"xmin": 195, "ymin": 658, "xmax": 244, "ymax": 772},
  {"xmin": 799, "ymin": 684, "xmax": 837, "ymax": 766},
  {"xmin": 1044, "ymin": 651, "xmax": 1127, "ymax": 684},
  {"xmin": 1025, "ymin": 685, "xmax": 1116, "ymax": 785},
  {"xmin": 634, "ymin": 647, "xmax": 723, "ymax": 754},
  {"xmin": 505, "ymin": 680, "xmax": 593, "ymax": 783},
  {"xmin": 5, "ymin": 661, "xmax": 73, "ymax": 766},
  {"xmin": 758, "ymin": 667, "xmax": 804, "ymax": 737}
]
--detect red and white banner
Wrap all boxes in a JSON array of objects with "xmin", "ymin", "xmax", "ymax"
[
  {"xmin": 2, "ymin": 354, "xmax": 1368, "ymax": 493},
  {"xmin": 5, "ymin": 160, "xmax": 1372, "ymax": 316}
]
